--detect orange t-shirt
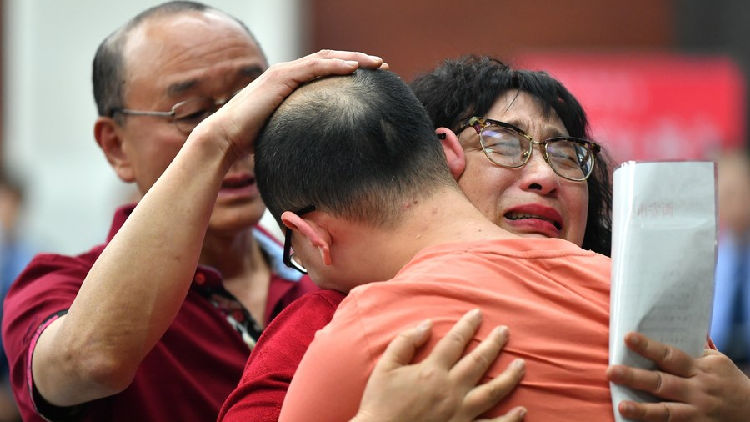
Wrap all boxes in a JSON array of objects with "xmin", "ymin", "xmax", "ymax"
[{"xmin": 279, "ymin": 238, "xmax": 613, "ymax": 422}]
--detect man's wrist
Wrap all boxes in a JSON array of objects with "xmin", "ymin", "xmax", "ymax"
[{"xmin": 185, "ymin": 120, "xmax": 240, "ymax": 174}]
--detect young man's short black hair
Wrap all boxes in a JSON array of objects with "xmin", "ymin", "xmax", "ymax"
[{"xmin": 255, "ymin": 68, "xmax": 457, "ymax": 228}]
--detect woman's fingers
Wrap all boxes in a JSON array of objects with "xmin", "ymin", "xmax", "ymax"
[
  {"xmin": 623, "ymin": 332, "xmax": 695, "ymax": 377},
  {"xmin": 450, "ymin": 323, "xmax": 510, "ymax": 386},
  {"xmin": 424, "ymin": 309, "xmax": 484, "ymax": 369},
  {"xmin": 463, "ymin": 358, "xmax": 525, "ymax": 417},
  {"xmin": 477, "ymin": 406, "xmax": 527, "ymax": 422},
  {"xmin": 607, "ymin": 365, "xmax": 686, "ymax": 402},
  {"xmin": 356, "ymin": 310, "xmax": 524, "ymax": 422},
  {"xmin": 615, "ymin": 400, "xmax": 692, "ymax": 422},
  {"xmin": 374, "ymin": 319, "xmax": 433, "ymax": 372}
]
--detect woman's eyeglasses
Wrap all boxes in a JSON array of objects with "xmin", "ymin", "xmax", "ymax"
[{"xmin": 458, "ymin": 117, "xmax": 601, "ymax": 182}]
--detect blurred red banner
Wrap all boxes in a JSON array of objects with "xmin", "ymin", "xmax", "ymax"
[{"xmin": 517, "ymin": 53, "xmax": 746, "ymax": 163}]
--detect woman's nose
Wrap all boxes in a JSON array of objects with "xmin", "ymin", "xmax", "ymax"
[{"xmin": 519, "ymin": 144, "xmax": 559, "ymax": 195}]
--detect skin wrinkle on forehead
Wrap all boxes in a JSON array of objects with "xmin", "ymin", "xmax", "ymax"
[
  {"xmin": 121, "ymin": 12, "xmax": 264, "ymax": 104},
  {"xmin": 165, "ymin": 66, "xmax": 264, "ymax": 98},
  {"xmin": 489, "ymin": 91, "xmax": 568, "ymax": 140}
]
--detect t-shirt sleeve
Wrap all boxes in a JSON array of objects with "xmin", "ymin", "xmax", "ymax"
[
  {"xmin": 218, "ymin": 289, "xmax": 345, "ymax": 422},
  {"xmin": 278, "ymin": 295, "xmax": 374, "ymax": 422},
  {"xmin": 1, "ymin": 254, "xmax": 91, "ymax": 421}
]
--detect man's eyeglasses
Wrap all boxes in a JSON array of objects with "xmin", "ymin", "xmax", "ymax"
[
  {"xmin": 457, "ymin": 117, "xmax": 601, "ymax": 182},
  {"xmin": 108, "ymin": 91, "xmax": 241, "ymax": 134},
  {"xmin": 283, "ymin": 205, "xmax": 317, "ymax": 274}
]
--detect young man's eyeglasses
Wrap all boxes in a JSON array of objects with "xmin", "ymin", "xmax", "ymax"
[
  {"xmin": 282, "ymin": 205, "xmax": 317, "ymax": 274},
  {"xmin": 108, "ymin": 90, "xmax": 242, "ymax": 134},
  {"xmin": 457, "ymin": 117, "xmax": 601, "ymax": 182}
]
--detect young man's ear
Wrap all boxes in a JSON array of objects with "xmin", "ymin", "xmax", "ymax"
[
  {"xmin": 436, "ymin": 128, "xmax": 465, "ymax": 180},
  {"xmin": 94, "ymin": 116, "xmax": 135, "ymax": 183},
  {"xmin": 281, "ymin": 211, "xmax": 333, "ymax": 266}
]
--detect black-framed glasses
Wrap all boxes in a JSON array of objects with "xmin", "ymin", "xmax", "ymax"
[
  {"xmin": 457, "ymin": 117, "xmax": 601, "ymax": 182},
  {"xmin": 283, "ymin": 204, "xmax": 317, "ymax": 274},
  {"xmin": 108, "ymin": 90, "xmax": 242, "ymax": 134}
]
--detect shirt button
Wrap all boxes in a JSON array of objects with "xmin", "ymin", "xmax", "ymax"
[{"xmin": 232, "ymin": 310, "xmax": 245, "ymax": 322}]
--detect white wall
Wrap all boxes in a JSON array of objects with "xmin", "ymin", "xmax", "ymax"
[{"xmin": 4, "ymin": 0, "xmax": 301, "ymax": 253}]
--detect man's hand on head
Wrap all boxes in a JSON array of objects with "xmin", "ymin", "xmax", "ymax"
[{"xmin": 190, "ymin": 50, "xmax": 384, "ymax": 165}]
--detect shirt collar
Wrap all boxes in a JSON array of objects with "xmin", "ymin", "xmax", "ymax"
[
  {"xmin": 108, "ymin": 204, "xmax": 302, "ymax": 281},
  {"xmin": 252, "ymin": 227, "xmax": 303, "ymax": 282}
]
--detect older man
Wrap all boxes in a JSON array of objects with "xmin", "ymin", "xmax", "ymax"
[{"xmin": 1, "ymin": 2, "xmax": 321, "ymax": 421}]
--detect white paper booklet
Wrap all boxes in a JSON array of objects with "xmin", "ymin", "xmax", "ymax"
[{"xmin": 609, "ymin": 161, "xmax": 716, "ymax": 421}]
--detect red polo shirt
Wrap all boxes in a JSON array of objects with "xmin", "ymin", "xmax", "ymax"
[
  {"xmin": 218, "ymin": 289, "xmax": 345, "ymax": 422},
  {"xmin": 2, "ymin": 204, "xmax": 317, "ymax": 422}
]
